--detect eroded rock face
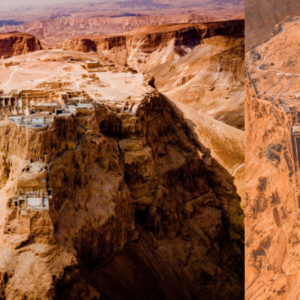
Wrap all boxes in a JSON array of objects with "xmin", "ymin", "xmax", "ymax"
[
  {"xmin": 0, "ymin": 33, "xmax": 42, "ymax": 58},
  {"xmin": 0, "ymin": 90, "xmax": 244, "ymax": 299}
]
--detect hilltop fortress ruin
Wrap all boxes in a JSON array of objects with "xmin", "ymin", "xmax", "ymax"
[
  {"xmin": 0, "ymin": 29, "xmax": 244, "ymax": 299},
  {"xmin": 0, "ymin": 57, "xmax": 143, "ymax": 129},
  {"xmin": 0, "ymin": 52, "xmax": 156, "ymax": 248}
]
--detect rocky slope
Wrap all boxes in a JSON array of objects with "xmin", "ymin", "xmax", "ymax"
[
  {"xmin": 246, "ymin": 0, "xmax": 300, "ymax": 48},
  {"xmin": 0, "ymin": 32, "xmax": 42, "ymax": 58},
  {"xmin": 61, "ymin": 20, "xmax": 245, "ymax": 129},
  {"xmin": 0, "ymin": 84, "xmax": 244, "ymax": 299},
  {"xmin": 153, "ymin": 35, "xmax": 244, "ymax": 129}
]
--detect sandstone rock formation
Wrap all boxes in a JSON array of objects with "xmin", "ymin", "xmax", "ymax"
[
  {"xmin": 0, "ymin": 9, "xmax": 245, "ymax": 298},
  {"xmin": 0, "ymin": 87, "xmax": 244, "ymax": 299},
  {"xmin": 59, "ymin": 19, "xmax": 245, "ymax": 207},
  {"xmin": 245, "ymin": 89, "xmax": 299, "ymax": 300},
  {"xmin": 0, "ymin": 32, "xmax": 42, "ymax": 58}
]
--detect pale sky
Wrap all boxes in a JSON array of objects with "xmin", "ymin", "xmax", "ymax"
[{"xmin": 0, "ymin": 0, "xmax": 120, "ymax": 6}]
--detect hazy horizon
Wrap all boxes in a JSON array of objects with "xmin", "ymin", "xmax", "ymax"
[{"xmin": 0, "ymin": 0, "xmax": 122, "ymax": 6}]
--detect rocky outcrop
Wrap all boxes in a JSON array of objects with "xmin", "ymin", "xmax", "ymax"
[
  {"xmin": 0, "ymin": 32, "xmax": 42, "ymax": 58},
  {"xmin": 0, "ymin": 88, "xmax": 244, "ymax": 299}
]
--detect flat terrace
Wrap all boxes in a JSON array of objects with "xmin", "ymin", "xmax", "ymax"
[
  {"xmin": 8, "ymin": 115, "xmax": 55, "ymax": 130},
  {"xmin": 0, "ymin": 49, "xmax": 146, "ymax": 102},
  {"xmin": 84, "ymin": 72, "xmax": 145, "ymax": 101}
]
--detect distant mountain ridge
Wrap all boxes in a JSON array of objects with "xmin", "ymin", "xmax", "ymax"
[
  {"xmin": 89, "ymin": 0, "xmax": 244, "ymax": 7},
  {"xmin": 0, "ymin": 20, "xmax": 24, "ymax": 28},
  {"xmin": 0, "ymin": 0, "xmax": 244, "ymax": 25},
  {"xmin": 0, "ymin": 14, "xmax": 217, "ymax": 45}
]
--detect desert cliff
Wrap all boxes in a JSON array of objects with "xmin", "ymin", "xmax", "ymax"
[
  {"xmin": 0, "ymin": 85, "xmax": 244, "ymax": 299},
  {"xmin": 61, "ymin": 21, "xmax": 243, "ymax": 70},
  {"xmin": 0, "ymin": 32, "xmax": 42, "ymax": 59},
  {"xmin": 0, "ymin": 13, "xmax": 245, "ymax": 298}
]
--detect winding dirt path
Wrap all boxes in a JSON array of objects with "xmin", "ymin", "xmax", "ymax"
[{"xmin": 4, "ymin": 66, "xmax": 18, "ymax": 86}]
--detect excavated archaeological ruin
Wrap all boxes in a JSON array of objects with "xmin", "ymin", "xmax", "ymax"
[{"xmin": 0, "ymin": 21, "xmax": 244, "ymax": 300}]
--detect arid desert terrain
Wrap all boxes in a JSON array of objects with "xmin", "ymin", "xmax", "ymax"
[
  {"xmin": 0, "ymin": 1, "xmax": 245, "ymax": 299},
  {"xmin": 246, "ymin": 16, "xmax": 300, "ymax": 300}
]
